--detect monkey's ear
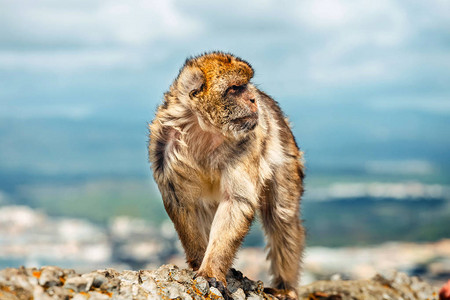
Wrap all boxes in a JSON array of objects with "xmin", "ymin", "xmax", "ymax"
[{"xmin": 177, "ymin": 66, "xmax": 205, "ymax": 99}]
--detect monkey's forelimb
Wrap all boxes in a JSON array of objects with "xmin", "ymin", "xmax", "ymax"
[{"xmin": 197, "ymin": 195, "xmax": 255, "ymax": 284}]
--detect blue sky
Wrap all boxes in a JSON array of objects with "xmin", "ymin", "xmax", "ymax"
[{"xmin": 0, "ymin": 0, "xmax": 449, "ymax": 177}]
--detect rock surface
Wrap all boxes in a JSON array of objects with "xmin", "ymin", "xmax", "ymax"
[{"xmin": 0, "ymin": 264, "xmax": 439, "ymax": 300}]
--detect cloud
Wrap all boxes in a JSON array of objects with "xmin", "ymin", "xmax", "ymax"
[
  {"xmin": 295, "ymin": 0, "xmax": 408, "ymax": 36},
  {"xmin": 0, "ymin": 104, "xmax": 94, "ymax": 120},
  {"xmin": 0, "ymin": 0, "xmax": 203, "ymax": 71},
  {"xmin": 0, "ymin": 0, "xmax": 448, "ymax": 98},
  {"xmin": 370, "ymin": 96, "xmax": 450, "ymax": 114},
  {"xmin": 0, "ymin": 0, "xmax": 202, "ymax": 47},
  {"xmin": 0, "ymin": 49, "xmax": 145, "ymax": 71}
]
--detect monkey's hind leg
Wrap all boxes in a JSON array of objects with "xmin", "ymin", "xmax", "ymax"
[
  {"xmin": 260, "ymin": 168, "xmax": 305, "ymax": 300},
  {"xmin": 160, "ymin": 180, "xmax": 212, "ymax": 271}
]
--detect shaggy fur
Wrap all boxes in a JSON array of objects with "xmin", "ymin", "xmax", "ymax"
[{"xmin": 149, "ymin": 52, "xmax": 305, "ymax": 299}]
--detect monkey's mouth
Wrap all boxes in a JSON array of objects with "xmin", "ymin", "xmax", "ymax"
[{"xmin": 231, "ymin": 113, "xmax": 258, "ymax": 131}]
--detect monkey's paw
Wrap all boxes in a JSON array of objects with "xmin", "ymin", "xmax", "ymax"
[{"xmin": 264, "ymin": 287, "xmax": 298, "ymax": 300}]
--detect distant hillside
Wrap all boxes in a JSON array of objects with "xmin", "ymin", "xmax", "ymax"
[{"xmin": 1, "ymin": 176, "xmax": 449, "ymax": 247}]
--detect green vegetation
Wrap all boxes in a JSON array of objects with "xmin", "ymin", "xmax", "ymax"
[
  {"xmin": 19, "ymin": 179, "xmax": 166, "ymax": 225},
  {"xmin": 303, "ymin": 198, "xmax": 450, "ymax": 247},
  {"xmin": 2, "ymin": 176, "xmax": 450, "ymax": 246},
  {"xmin": 11, "ymin": 178, "xmax": 449, "ymax": 247}
]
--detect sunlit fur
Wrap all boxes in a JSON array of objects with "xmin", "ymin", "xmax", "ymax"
[{"xmin": 149, "ymin": 52, "xmax": 305, "ymax": 299}]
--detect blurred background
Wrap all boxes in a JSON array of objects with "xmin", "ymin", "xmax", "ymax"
[{"xmin": 1, "ymin": 0, "xmax": 449, "ymax": 287}]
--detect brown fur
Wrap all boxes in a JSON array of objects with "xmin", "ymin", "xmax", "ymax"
[{"xmin": 149, "ymin": 52, "xmax": 305, "ymax": 299}]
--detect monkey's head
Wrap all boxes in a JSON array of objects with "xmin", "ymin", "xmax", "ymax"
[{"xmin": 174, "ymin": 52, "xmax": 259, "ymax": 137}]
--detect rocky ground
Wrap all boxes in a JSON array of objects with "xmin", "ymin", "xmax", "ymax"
[{"xmin": 0, "ymin": 264, "xmax": 440, "ymax": 300}]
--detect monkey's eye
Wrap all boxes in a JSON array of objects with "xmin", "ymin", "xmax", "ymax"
[{"xmin": 227, "ymin": 84, "xmax": 245, "ymax": 95}]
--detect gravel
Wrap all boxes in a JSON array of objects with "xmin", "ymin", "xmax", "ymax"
[{"xmin": 0, "ymin": 264, "xmax": 439, "ymax": 299}]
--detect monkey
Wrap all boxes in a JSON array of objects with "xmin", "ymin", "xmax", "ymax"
[{"xmin": 148, "ymin": 52, "xmax": 305, "ymax": 300}]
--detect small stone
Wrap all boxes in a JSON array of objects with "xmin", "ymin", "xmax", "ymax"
[
  {"xmin": 23, "ymin": 267, "xmax": 38, "ymax": 278},
  {"xmin": 46, "ymin": 286, "xmax": 72, "ymax": 298},
  {"xmin": 38, "ymin": 266, "xmax": 64, "ymax": 288},
  {"xmin": 163, "ymin": 281, "xmax": 187, "ymax": 298},
  {"xmin": 138, "ymin": 270, "xmax": 154, "ymax": 281},
  {"xmin": 98, "ymin": 268, "xmax": 121, "ymax": 279},
  {"xmin": 165, "ymin": 285, "xmax": 182, "ymax": 299},
  {"xmin": 119, "ymin": 270, "xmax": 139, "ymax": 284},
  {"xmin": 64, "ymin": 276, "xmax": 93, "ymax": 293},
  {"xmin": 72, "ymin": 294, "xmax": 89, "ymax": 300},
  {"xmin": 132, "ymin": 284, "xmax": 149, "ymax": 298},
  {"xmin": 247, "ymin": 291, "xmax": 263, "ymax": 300},
  {"xmin": 172, "ymin": 268, "xmax": 193, "ymax": 283},
  {"xmin": 226, "ymin": 276, "xmax": 243, "ymax": 294},
  {"xmin": 210, "ymin": 286, "xmax": 223, "ymax": 298},
  {"xmin": 119, "ymin": 281, "xmax": 133, "ymax": 298},
  {"xmin": 138, "ymin": 271, "xmax": 157, "ymax": 293},
  {"xmin": 82, "ymin": 272, "xmax": 107, "ymax": 288},
  {"xmin": 0, "ymin": 269, "xmax": 9, "ymax": 282},
  {"xmin": 194, "ymin": 277, "xmax": 209, "ymax": 295},
  {"xmin": 1, "ymin": 284, "xmax": 33, "ymax": 300},
  {"xmin": 242, "ymin": 277, "xmax": 258, "ymax": 292},
  {"xmin": 99, "ymin": 277, "xmax": 120, "ymax": 293},
  {"xmin": 63, "ymin": 269, "xmax": 77, "ymax": 278},
  {"xmin": 180, "ymin": 292, "xmax": 193, "ymax": 300},
  {"xmin": 231, "ymin": 288, "xmax": 246, "ymax": 300},
  {"xmin": 116, "ymin": 280, "xmax": 149, "ymax": 300},
  {"xmin": 87, "ymin": 291, "xmax": 111, "ymax": 300},
  {"xmin": 153, "ymin": 264, "xmax": 177, "ymax": 282},
  {"xmin": 33, "ymin": 285, "xmax": 53, "ymax": 300},
  {"xmin": 255, "ymin": 280, "xmax": 264, "ymax": 294},
  {"xmin": 10, "ymin": 274, "xmax": 34, "ymax": 291}
]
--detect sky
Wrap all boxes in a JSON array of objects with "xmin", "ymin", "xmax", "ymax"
[{"xmin": 0, "ymin": 0, "xmax": 449, "ymax": 178}]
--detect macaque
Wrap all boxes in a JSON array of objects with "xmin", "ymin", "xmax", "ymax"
[{"xmin": 149, "ymin": 52, "xmax": 305, "ymax": 299}]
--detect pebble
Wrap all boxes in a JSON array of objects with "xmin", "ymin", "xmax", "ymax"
[
  {"xmin": 119, "ymin": 270, "xmax": 140, "ymax": 284},
  {"xmin": 246, "ymin": 292, "xmax": 263, "ymax": 300},
  {"xmin": 38, "ymin": 266, "xmax": 64, "ymax": 288},
  {"xmin": 152, "ymin": 264, "xmax": 175, "ymax": 282},
  {"xmin": 72, "ymin": 294, "xmax": 89, "ymax": 300},
  {"xmin": 87, "ymin": 291, "xmax": 111, "ymax": 300},
  {"xmin": 209, "ymin": 286, "xmax": 223, "ymax": 298},
  {"xmin": 64, "ymin": 276, "xmax": 93, "ymax": 292},
  {"xmin": 139, "ymin": 271, "xmax": 157, "ymax": 293},
  {"xmin": 172, "ymin": 268, "xmax": 194, "ymax": 283},
  {"xmin": 194, "ymin": 276, "xmax": 209, "ymax": 295},
  {"xmin": 99, "ymin": 276, "xmax": 120, "ymax": 292},
  {"xmin": 227, "ymin": 277, "xmax": 242, "ymax": 293},
  {"xmin": 165, "ymin": 285, "xmax": 183, "ymax": 298},
  {"xmin": 82, "ymin": 272, "xmax": 107, "ymax": 288},
  {"xmin": 241, "ymin": 277, "xmax": 258, "ymax": 292},
  {"xmin": 231, "ymin": 288, "xmax": 246, "ymax": 300}
]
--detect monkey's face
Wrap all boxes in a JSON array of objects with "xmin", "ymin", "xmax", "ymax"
[
  {"xmin": 181, "ymin": 54, "xmax": 259, "ymax": 137},
  {"xmin": 195, "ymin": 79, "xmax": 259, "ymax": 136},
  {"xmin": 219, "ymin": 82, "xmax": 259, "ymax": 133}
]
